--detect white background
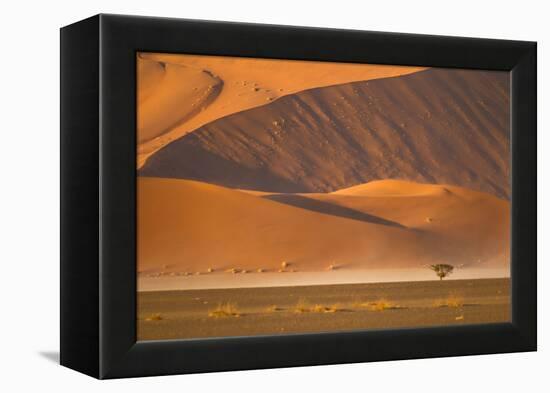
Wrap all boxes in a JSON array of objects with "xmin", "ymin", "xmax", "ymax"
[{"xmin": 0, "ymin": 0, "xmax": 546, "ymax": 391}]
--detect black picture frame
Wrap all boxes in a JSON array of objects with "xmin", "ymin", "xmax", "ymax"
[{"xmin": 60, "ymin": 14, "xmax": 537, "ymax": 379}]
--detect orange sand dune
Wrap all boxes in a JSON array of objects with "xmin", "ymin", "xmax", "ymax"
[
  {"xmin": 137, "ymin": 53, "xmax": 425, "ymax": 167},
  {"xmin": 264, "ymin": 180, "xmax": 509, "ymax": 267},
  {"xmin": 137, "ymin": 178, "xmax": 509, "ymax": 278},
  {"xmin": 141, "ymin": 67, "xmax": 510, "ymax": 199},
  {"xmin": 137, "ymin": 56, "xmax": 222, "ymax": 144},
  {"xmin": 332, "ymin": 180, "xmax": 453, "ymax": 197}
]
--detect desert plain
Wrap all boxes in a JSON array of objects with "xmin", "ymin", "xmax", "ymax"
[{"xmin": 138, "ymin": 278, "xmax": 510, "ymax": 340}]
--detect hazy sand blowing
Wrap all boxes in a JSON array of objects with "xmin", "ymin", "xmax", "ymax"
[
  {"xmin": 137, "ymin": 278, "xmax": 510, "ymax": 340},
  {"xmin": 138, "ymin": 267, "xmax": 509, "ymax": 291},
  {"xmin": 137, "ymin": 53, "xmax": 425, "ymax": 167},
  {"xmin": 141, "ymin": 67, "xmax": 509, "ymax": 199},
  {"xmin": 137, "ymin": 177, "xmax": 509, "ymax": 280}
]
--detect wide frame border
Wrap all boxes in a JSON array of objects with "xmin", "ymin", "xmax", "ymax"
[{"xmin": 62, "ymin": 14, "xmax": 536, "ymax": 379}]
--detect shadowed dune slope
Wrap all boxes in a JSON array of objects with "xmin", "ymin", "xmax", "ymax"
[
  {"xmin": 140, "ymin": 68, "xmax": 510, "ymax": 199},
  {"xmin": 137, "ymin": 177, "xmax": 509, "ymax": 274},
  {"xmin": 137, "ymin": 53, "xmax": 424, "ymax": 167},
  {"xmin": 264, "ymin": 179, "xmax": 509, "ymax": 258}
]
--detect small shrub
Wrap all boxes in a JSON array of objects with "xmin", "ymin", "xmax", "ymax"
[{"xmin": 429, "ymin": 263, "xmax": 454, "ymax": 280}]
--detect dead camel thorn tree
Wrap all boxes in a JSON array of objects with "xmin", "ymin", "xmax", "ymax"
[{"xmin": 429, "ymin": 264, "xmax": 454, "ymax": 280}]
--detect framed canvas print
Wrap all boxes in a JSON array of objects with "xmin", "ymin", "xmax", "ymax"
[{"xmin": 60, "ymin": 14, "xmax": 536, "ymax": 379}]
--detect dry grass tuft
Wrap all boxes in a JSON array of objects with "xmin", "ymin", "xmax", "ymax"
[
  {"xmin": 434, "ymin": 294, "xmax": 464, "ymax": 308},
  {"xmin": 293, "ymin": 298, "xmax": 311, "ymax": 313},
  {"xmin": 317, "ymin": 303, "xmax": 345, "ymax": 313},
  {"xmin": 208, "ymin": 302, "xmax": 241, "ymax": 318},
  {"xmin": 293, "ymin": 300, "xmax": 345, "ymax": 313},
  {"xmin": 352, "ymin": 298, "xmax": 372, "ymax": 309},
  {"xmin": 368, "ymin": 299, "xmax": 398, "ymax": 311},
  {"xmin": 145, "ymin": 313, "xmax": 163, "ymax": 321},
  {"xmin": 311, "ymin": 304, "xmax": 328, "ymax": 313}
]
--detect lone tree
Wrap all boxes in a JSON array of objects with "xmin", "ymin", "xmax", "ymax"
[{"xmin": 429, "ymin": 264, "xmax": 454, "ymax": 280}]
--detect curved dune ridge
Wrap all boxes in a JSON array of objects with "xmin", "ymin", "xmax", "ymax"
[
  {"xmin": 332, "ymin": 179, "xmax": 455, "ymax": 197},
  {"xmin": 137, "ymin": 55, "xmax": 223, "ymax": 145},
  {"xmin": 136, "ymin": 53, "xmax": 425, "ymax": 167},
  {"xmin": 137, "ymin": 177, "xmax": 509, "ymax": 278},
  {"xmin": 140, "ymin": 67, "xmax": 510, "ymax": 199}
]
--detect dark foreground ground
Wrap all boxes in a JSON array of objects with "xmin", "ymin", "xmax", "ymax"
[{"xmin": 137, "ymin": 278, "xmax": 510, "ymax": 341}]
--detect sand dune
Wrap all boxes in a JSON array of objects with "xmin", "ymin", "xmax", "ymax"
[
  {"xmin": 137, "ymin": 55, "xmax": 222, "ymax": 145},
  {"xmin": 332, "ymin": 179, "xmax": 455, "ymax": 197},
  {"xmin": 137, "ymin": 177, "xmax": 509, "ymax": 280},
  {"xmin": 265, "ymin": 180, "xmax": 509, "ymax": 263},
  {"xmin": 137, "ymin": 53, "xmax": 425, "ymax": 167},
  {"xmin": 141, "ymin": 67, "xmax": 510, "ymax": 199}
]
